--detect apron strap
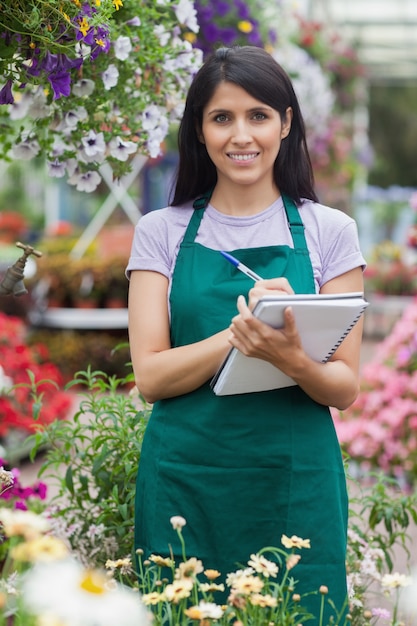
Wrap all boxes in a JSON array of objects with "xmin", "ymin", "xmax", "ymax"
[
  {"xmin": 282, "ymin": 194, "xmax": 309, "ymax": 251},
  {"xmin": 184, "ymin": 192, "xmax": 309, "ymax": 251}
]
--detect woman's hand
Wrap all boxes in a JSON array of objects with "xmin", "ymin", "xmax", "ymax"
[
  {"xmin": 247, "ymin": 276, "xmax": 294, "ymax": 310},
  {"xmin": 228, "ymin": 267, "xmax": 365, "ymax": 411},
  {"xmin": 228, "ymin": 294, "xmax": 303, "ymax": 367}
]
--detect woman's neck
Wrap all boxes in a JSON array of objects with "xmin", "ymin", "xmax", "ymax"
[{"xmin": 209, "ymin": 182, "xmax": 280, "ymax": 217}]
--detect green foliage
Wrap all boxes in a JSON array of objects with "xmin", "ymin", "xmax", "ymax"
[
  {"xmin": 28, "ymin": 366, "xmax": 151, "ymax": 582},
  {"xmin": 369, "ymin": 84, "xmax": 417, "ymax": 188}
]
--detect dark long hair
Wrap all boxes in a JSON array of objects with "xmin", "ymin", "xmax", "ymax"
[{"xmin": 171, "ymin": 46, "xmax": 318, "ymax": 206}]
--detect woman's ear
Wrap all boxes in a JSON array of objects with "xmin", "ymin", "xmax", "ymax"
[{"xmin": 281, "ymin": 107, "xmax": 293, "ymax": 139}]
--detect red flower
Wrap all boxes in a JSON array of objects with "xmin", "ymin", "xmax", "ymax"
[{"xmin": 0, "ymin": 313, "xmax": 72, "ymax": 437}]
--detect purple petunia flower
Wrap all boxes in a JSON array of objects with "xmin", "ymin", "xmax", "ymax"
[
  {"xmin": 90, "ymin": 26, "xmax": 111, "ymax": 60},
  {"xmin": 212, "ymin": 0, "xmax": 231, "ymax": 17},
  {"xmin": 48, "ymin": 71, "xmax": 72, "ymax": 99},
  {"xmin": 0, "ymin": 79, "xmax": 14, "ymax": 105},
  {"xmin": 202, "ymin": 23, "xmax": 222, "ymax": 44},
  {"xmin": 234, "ymin": 0, "xmax": 251, "ymax": 20},
  {"xmin": 220, "ymin": 26, "xmax": 239, "ymax": 46}
]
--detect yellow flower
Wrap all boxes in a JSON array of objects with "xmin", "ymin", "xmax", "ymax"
[
  {"xmin": 183, "ymin": 32, "xmax": 197, "ymax": 43},
  {"xmin": 79, "ymin": 570, "xmax": 108, "ymax": 594},
  {"xmin": 185, "ymin": 606, "xmax": 203, "ymax": 619},
  {"xmin": 0, "ymin": 508, "xmax": 50, "ymax": 540},
  {"xmin": 204, "ymin": 568, "xmax": 221, "ymax": 580},
  {"xmin": 381, "ymin": 573, "xmax": 412, "ymax": 589},
  {"xmin": 199, "ymin": 582, "xmax": 225, "ymax": 593},
  {"xmin": 149, "ymin": 554, "xmax": 175, "ymax": 568},
  {"xmin": 164, "ymin": 578, "xmax": 194, "ymax": 603},
  {"xmin": 104, "ymin": 557, "xmax": 132, "ymax": 574},
  {"xmin": 248, "ymin": 554, "xmax": 278, "ymax": 578},
  {"xmin": 177, "ymin": 557, "xmax": 204, "ymax": 578},
  {"xmin": 185, "ymin": 602, "xmax": 223, "ymax": 619},
  {"xmin": 142, "ymin": 591, "xmax": 166, "ymax": 605},
  {"xmin": 11, "ymin": 536, "xmax": 69, "ymax": 563},
  {"xmin": 281, "ymin": 534, "xmax": 311, "ymax": 549},
  {"xmin": 78, "ymin": 17, "xmax": 90, "ymax": 37},
  {"xmin": 249, "ymin": 593, "xmax": 278, "ymax": 607},
  {"xmin": 113, "ymin": 0, "xmax": 123, "ymax": 9},
  {"xmin": 237, "ymin": 20, "xmax": 253, "ymax": 34},
  {"xmin": 231, "ymin": 574, "xmax": 264, "ymax": 595}
]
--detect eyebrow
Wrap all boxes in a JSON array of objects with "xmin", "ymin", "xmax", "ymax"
[{"xmin": 206, "ymin": 105, "xmax": 272, "ymax": 116}]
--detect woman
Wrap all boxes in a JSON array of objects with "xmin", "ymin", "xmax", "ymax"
[{"xmin": 127, "ymin": 46, "xmax": 366, "ymax": 620}]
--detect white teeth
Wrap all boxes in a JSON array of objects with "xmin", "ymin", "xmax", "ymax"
[{"xmin": 229, "ymin": 153, "xmax": 257, "ymax": 161}]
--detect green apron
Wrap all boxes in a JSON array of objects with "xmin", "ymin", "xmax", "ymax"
[{"xmin": 134, "ymin": 195, "xmax": 348, "ymax": 621}]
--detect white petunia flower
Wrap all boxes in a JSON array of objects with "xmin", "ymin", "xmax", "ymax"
[
  {"xmin": 65, "ymin": 106, "xmax": 88, "ymax": 128},
  {"xmin": 109, "ymin": 137, "xmax": 137, "ymax": 161},
  {"xmin": 102, "ymin": 64, "xmax": 119, "ymax": 90},
  {"xmin": 47, "ymin": 160, "xmax": 67, "ymax": 178},
  {"xmin": 142, "ymin": 104, "xmax": 165, "ymax": 131},
  {"xmin": 11, "ymin": 138, "xmax": 40, "ymax": 160},
  {"xmin": 126, "ymin": 16, "xmax": 141, "ymax": 26},
  {"xmin": 114, "ymin": 36, "xmax": 132, "ymax": 61},
  {"xmin": 68, "ymin": 170, "xmax": 102, "ymax": 193},
  {"xmin": 272, "ymin": 44, "xmax": 334, "ymax": 143},
  {"xmin": 72, "ymin": 78, "xmax": 95, "ymax": 97},
  {"xmin": 81, "ymin": 130, "xmax": 106, "ymax": 158},
  {"xmin": 174, "ymin": 0, "xmax": 199, "ymax": 33},
  {"xmin": 27, "ymin": 89, "xmax": 51, "ymax": 119},
  {"xmin": 154, "ymin": 24, "xmax": 170, "ymax": 46},
  {"xmin": 9, "ymin": 92, "xmax": 32, "ymax": 120}
]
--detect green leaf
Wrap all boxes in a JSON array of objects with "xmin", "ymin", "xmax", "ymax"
[{"xmin": 65, "ymin": 466, "xmax": 74, "ymax": 495}]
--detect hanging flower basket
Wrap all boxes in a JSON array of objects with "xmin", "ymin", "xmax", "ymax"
[{"xmin": 0, "ymin": 0, "xmax": 202, "ymax": 191}]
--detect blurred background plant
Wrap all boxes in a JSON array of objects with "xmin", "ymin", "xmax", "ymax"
[
  {"xmin": 333, "ymin": 299, "xmax": 417, "ymax": 486},
  {"xmin": 364, "ymin": 241, "xmax": 417, "ymax": 297},
  {"xmin": 0, "ymin": 312, "xmax": 73, "ymax": 464},
  {"xmin": 28, "ymin": 367, "xmax": 150, "ymax": 584}
]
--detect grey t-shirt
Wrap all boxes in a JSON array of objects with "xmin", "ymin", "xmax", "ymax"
[{"xmin": 126, "ymin": 196, "xmax": 366, "ymax": 292}]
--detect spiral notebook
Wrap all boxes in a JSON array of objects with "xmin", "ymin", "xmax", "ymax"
[{"xmin": 211, "ymin": 292, "xmax": 368, "ymax": 396}]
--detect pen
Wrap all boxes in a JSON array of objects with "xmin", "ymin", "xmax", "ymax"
[{"xmin": 220, "ymin": 251, "xmax": 264, "ymax": 282}]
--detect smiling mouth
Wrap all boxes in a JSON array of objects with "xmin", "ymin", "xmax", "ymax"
[{"xmin": 228, "ymin": 152, "xmax": 259, "ymax": 161}]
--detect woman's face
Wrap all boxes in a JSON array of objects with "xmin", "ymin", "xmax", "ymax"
[{"xmin": 199, "ymin": 81, "xmax": 292, "ymax": 190}]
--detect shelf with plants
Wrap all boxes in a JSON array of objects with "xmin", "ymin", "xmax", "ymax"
[{"xmin": 27, "ymin": 253, "xmax": 129, "ymax": 328}]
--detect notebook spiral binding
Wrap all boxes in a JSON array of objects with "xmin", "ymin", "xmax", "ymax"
[{"xmin": 322, "ymin": 304, "xmax": 368, "ymax": 362}]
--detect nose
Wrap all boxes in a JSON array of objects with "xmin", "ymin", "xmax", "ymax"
[{"xmin": 231, "ymin": 119, "xmax": 252, "ymax": 145}]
